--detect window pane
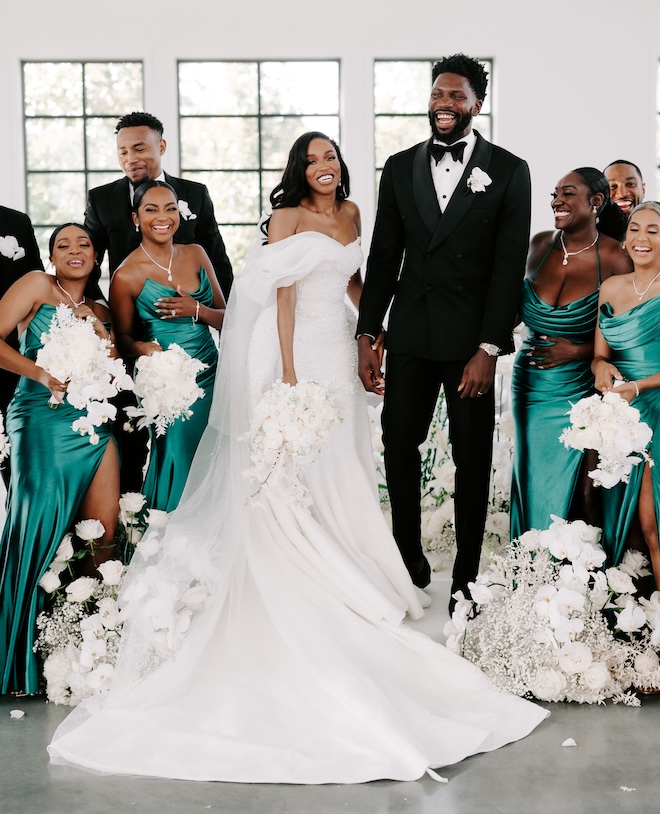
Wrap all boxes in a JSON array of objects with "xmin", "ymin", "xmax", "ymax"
[
  {"xmin": 179, "ymin": 62, "xmax": 258, "ymax": 115},
  {"xmin": 261, "ymin": 116, "xmax": 340, "ymax": 170},
  {"xmin": 25, "ymin": 118, "xmax": 84, "ymax": 171},
  {"xmin": 374, "ymin": 61, "xmax": 432, "ymax": 114},
  {"xmin": 27, "ymin": 172, "xmax": 86, "ymax": 225},
  {"xmin": 23, "ymin": 62, "xmax": 83, "ymax": 117},
  {"xmin": 222, "ymin": 225, "xmax": 257, "ymax": 269},
  {"xmin": 180, "ymin": 117, "xmax": 259, "ymax": 170},
  {"xmin": 375, "ymin": 116, "xmax": 429, "ymax": 168},
  {"xmin": 33, "ymin": 227, "xmax": 52, "ymax": 268},
  {"xmin": 261, "ymin": 170, "xmax": 283, "ymax": 212},
  {"xmin": 260, "ymin": 62, "xmax": 339, "ymax": 115},
  {"xmin": 182, "ymin": 171, "xmax": 260, "ymax": 224},
  {"xmin": 85, "ymin": 63, "xmax": 143, "ymax": 115},
  {"xmin": 473, "ymin": 116, "xmax": 491, "ymax": 142},
  {"xmin": 87, "ymin": 171, "xmax": 122, "ymax": 190},
  {"xmin": 86, "ymin": 117, "xmax": 121, "ymax": 171}
]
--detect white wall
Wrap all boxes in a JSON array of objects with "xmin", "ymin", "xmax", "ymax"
[{"xmin": 2, "ymin": 0, "xmax": 659, "ymax": 244}]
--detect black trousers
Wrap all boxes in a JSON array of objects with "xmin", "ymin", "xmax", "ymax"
[
  {"xmin": 382, "ymin": 352, "xmax": 495, "ymax": 597},
  {"xmin": 0, "ymin": 368, "xmax": 17, "ymax": 489}
]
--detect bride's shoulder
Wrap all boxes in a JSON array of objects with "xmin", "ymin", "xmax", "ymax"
[{"xmin": 267, "ymin": 208, "xmax": 301, "ymax": 243}]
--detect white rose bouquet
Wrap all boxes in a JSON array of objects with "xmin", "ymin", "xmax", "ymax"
[
  {"xmin": 559, "ymin": 391, "xmax": 653, "ymax": 488},
  {"xmin": 125, "ymin": 343, "xmax": 207, "ymax": 436},
  {"xmin": 445, "ymin": 516, "xmax": 660, "ymax": 704},
  {"xmin": 35, "ymin": 304, "xmax": 133, "ymax": 444},
  {"xmin": 244, "ymin": 379, "xmax": 342, "ymax": 504}
]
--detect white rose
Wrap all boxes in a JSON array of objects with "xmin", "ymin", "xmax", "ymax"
[
  {"xmin": 517, "ymin": 528, "xmax": 542, "ymax": 553},
  {"xmin": 558, "ymin": 642, "xmax": 593, "ymax": 674},
  {"xmin": 484, "ymin": 511, "xmax": 509, "ymax": 539},
  {"xmin": 634, "ymin": 650, "xmax": 660, "ymax": 674},
  {"xmin": 65, "ymin": 576, "xmax": 99, "ymax": 603},
  {"xmin": 606, "ymin": 567, "xmax": 637, "ymax": 596},
  {"xmin": 97, "ymin": 597, "xmax": 122, "ymax": 630},
  {"xmin": 582, "ymin": 661, "xmax": 610, "ymax": 691},
  {"xmin": 620, "ymin": 549, "xmax": 651, "ymax": 579},
  {"xmin": 530, "ymin": 668, "xmax": 567, "ymax": 701},
  {"xmin": 53, "ymin": 533, "xmax": 75, "ymax": 563},
  {"xmin": 75, "ymin": 518, "xmax": 106, "ymax": 542},
  {"xmin": 119, "ymin": 491, "xmax": 146, "ymax": 517},
  {"xmin": 97, "ymin": 560, "xmax": 125, "ymax": 586},
  {"xmin": 146, "ymin": 509, "xmax": 169, "ymax": 530},
  {"xmin": 38, "ymin": 570, "xmax": 61, "ymax": 593}
]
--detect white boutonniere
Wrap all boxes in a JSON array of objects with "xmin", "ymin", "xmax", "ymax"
[
  {"xmin": 178, "ymin": 200, "xmax": 197, "ymax": 221},
  {"xmin": 0, "ymin": 235, "xmax": 26, "ymax": 261},
  {"xmin": 466, "ymin": 168, "xmax": 492, "ymax": 194}
]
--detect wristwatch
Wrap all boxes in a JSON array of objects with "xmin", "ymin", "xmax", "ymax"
[{"xmin": 479, "ymin": 342, "xmax": 500, "ymax": 357}]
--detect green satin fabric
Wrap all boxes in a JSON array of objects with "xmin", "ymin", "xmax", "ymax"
[
  {"xmin": 510, "ymin": 279, "xmax": 599, "ymax": 537},
  {"xmin": 135, "ymin": 268, "xmax": 218, "ymax": 512},
  {"xmin": 599, "ymin": 298, "xmax": 660, "ymax": 564},
  {"xmin": 0, "ymin": 305, "xmax": 114, "ymax": 694}
]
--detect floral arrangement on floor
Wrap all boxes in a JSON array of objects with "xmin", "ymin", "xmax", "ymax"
[
  {"xmin": 444, "ymin": 516, "xmax": 660, "ymax": 704},
  {"xmin": 560, "ymin": 391, "xmax": 653, "ymax": 488},
  {"xmin": 244, "ymin": 379, "xmax": 343, "ymax": 505},
  {"xmin": 0, "ymin": 410, "xmax": 10, "ymax": 467},
  {"xmin": 369, "ymin": 352, "xmax": 515, "ymax": 563},
  {"xmin": 125, "ymin": 343, "xmax": 208, "ymax": 436},
  {"xmin": 35, "ymin": 303, "xmax": 133, "ymax": 444}
]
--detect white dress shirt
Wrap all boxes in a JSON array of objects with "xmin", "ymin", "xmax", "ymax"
[{"xmin": 430, "ymin": 130, "xmax": 477, "ymax": 213}]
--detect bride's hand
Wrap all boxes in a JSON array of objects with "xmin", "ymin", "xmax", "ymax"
[{"xmin": 282, "ymin": 372, "xmax": 298, "ymax": 386}]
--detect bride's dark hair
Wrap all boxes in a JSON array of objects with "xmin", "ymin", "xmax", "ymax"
[{"xmin": 261, "ymin": 132, "xmax": 350, "ymax": 238}]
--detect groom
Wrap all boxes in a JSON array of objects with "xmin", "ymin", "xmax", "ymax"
[{"xmin": 358, "ymin": 54, "xmax": 531, "ymax": 610}]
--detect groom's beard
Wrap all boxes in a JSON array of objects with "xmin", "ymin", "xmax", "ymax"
[{"xmin": 428, "ymin": 110, "xmax": 473, "ymax": 144}]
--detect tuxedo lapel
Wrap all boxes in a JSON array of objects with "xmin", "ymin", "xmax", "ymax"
[
  {"xmin": 112, "ymin": 178, "xmax": 134, "ymax": 230},
  {"xmin": 427, "ymin": 132, "xmax": 492, "ymax": 253},
  {"xmin": 413, "ymin": 140, "xmax": 441, "ymax": 236}
]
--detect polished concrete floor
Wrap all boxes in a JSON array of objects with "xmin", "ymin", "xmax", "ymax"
[{"xmin": 1, "ymin": 569, "xmax": 658, "ymax": 814}]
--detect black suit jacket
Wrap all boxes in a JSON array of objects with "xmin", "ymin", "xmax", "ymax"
[
  {"xmin": 84, "ymin": 172, "xmax": 233, "ymax": 298},
  {"xmin": 0, "ymin": 206, "xmax": 44, "ymax": 299},
  {"xmin": 358, "ymin": 132, "xmax": 531, "ymax": 360}
]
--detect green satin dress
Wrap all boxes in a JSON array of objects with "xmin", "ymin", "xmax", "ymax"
[
  {"xmin": 599, "ymin": 297, "xmax": 660, "ymax": 564},
  {"xmin": 510, "ymin": 239, "xmax": 601, "ymax": 538},
  {"xmin": 0, "ymin": 305, "xmax": 115, "ymax": 694},
  {"xmin": 135, "ymin": 268, "xmax": 218, "ymax": 513}
]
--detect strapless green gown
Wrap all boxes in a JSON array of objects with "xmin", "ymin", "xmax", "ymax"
[
  {"xmin": 599, "ymin": 298, "xmax": 660, "ymax": 564},
  {"xmin": 0, "ymin": 305, "xmax": 115, "ymax": 694},
  {"xmin": 135, "ymin": 268, "xmax": 218, "ymax": 513},
  {"xmin": 510, "ymin": 278, "xmax": 599, "ymax": 538}
]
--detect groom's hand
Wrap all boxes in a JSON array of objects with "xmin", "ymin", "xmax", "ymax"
[
  {"xmin": 457, "ymin": 349, "xmax": 497, "ymax": 399},
  {"xmin": 358, "ymin": 335, "xmax": 385, "ymax": 395}
]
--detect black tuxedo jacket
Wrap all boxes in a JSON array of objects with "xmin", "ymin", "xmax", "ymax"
[
  {"xmin": 0, "ymin": 206, "xmax": 44, "ymax": 300},
  {"xmin": 358, "ymin": 132, "xmax": 531, "ymax": 360},
  {"xmin": 84, "ymin": 172, "xmax": 233, "ymax": 298}
]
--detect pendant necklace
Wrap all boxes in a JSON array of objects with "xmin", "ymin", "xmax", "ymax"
[
  {"xmin": 140, "ymin": 243, "xmax": 174, "ymax": 282},
  {"xmin": 632, "ymin": 269, "xmax": 660, "ymax": 301},
  {"xmin": 559, "ymin": 231, "xmax": 599, "ymax": 266},
  {"xmin": 55, "ymin": 278, "xmax": 85, "ymax": 308}
]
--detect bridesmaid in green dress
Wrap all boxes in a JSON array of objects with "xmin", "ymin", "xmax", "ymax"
[
  {"xmin": 593, "ymin": 201, "xmax": 660, "ymax": 587},
  {"xmin": 510, "ymin": 168, "xmax": 631, "ymax": 539},
  {"xmin": 0, "ymin": 224, "xmax": 120, "ymax": 695},
  {"xmin": 110, "ymin": 181, "xmax": 225, "ymax": 513}
]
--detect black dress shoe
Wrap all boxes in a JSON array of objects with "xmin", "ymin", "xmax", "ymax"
[{"xmin": 410, "ymin": 556, "xmax": 431, "ymax": 589}]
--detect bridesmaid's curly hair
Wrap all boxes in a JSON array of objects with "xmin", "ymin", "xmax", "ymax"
[
  {"xmin": 573, "ymin": 167, "xmax": 628, "ymax": 242},
  {"xmin": 261, "ymin": 132, "xmax": 350, "ymax": 239}
]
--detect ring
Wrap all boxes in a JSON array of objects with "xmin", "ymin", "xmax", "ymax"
[
  {"xmin": 477, "ymin": 391, "xmax": 484, "ymax": 396},
  {"xmin": 171, "ymin": 309, "xmax": 176, "ymax": 317}
]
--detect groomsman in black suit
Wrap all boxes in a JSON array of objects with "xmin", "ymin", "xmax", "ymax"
[
  {"xmin": 84, "ymin": 111, "xmax": 233, "ymax": 300},
  {"xmin": 357, "ymin": 54, "xmax": 531, "ymax": 611},
  {"xmin": 0, "ymin": 206, "xmax": 44, "ymax": 485},
  {"xmin": 84, "ymin": 111, "xmax": 232, "ymax": 493}
]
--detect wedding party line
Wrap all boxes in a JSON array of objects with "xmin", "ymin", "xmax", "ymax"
[{"xmin": 1, "ymin": 52, "xmax": 659, "ymax": 785}]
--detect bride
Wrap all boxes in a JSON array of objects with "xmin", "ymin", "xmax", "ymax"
[{"xmin": 48, "ymin": 132, "xmax": 547, "ymax": 784}]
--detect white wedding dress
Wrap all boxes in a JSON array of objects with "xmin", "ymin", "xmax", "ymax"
[{"xmin": 48, "ymin": 231, "xmax": 548, "ymax": 784}]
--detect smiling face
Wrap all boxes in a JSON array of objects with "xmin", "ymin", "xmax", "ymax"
[
  {"xmin": 551, "ymin": 172, "xmax": 600, "ymax": 232},
  {"xmin": 605, "ymin": 163, "xmax": 645, "ymax": 216},
  {"xmin": 116, "ymin": 125, "xmax": 165, "ymax": 185},
  {"xmin": 626, "ymin": 206, "xmax": 660, "ymax": 269},
  {"xmin": 427, "ymin": 72, "xmax": 482, "ymax": 144},
  {"xmin": 50, "ymin": 225, "xmax": 97, "ymax": 278},
  {"xmin": 304, "ymin": 138, "xmax": 340, "ymax": 194},
  {"xmin": 133, "ymin": 186, "xmax": 180, "ymax": 242}
]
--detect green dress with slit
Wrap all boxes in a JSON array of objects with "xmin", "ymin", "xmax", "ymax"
[
  {"xmin": 0, "ymin": 305, "xmax": 115, "ymax": 694},
  {"xmin": 135, "ymin": 268, "xmax": 218, "ymax": 513}
]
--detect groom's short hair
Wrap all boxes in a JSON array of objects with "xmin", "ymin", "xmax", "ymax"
[
  {"xmin": 115, "ymin": 111, "xmax": 164, "ymax": 137},
  {"xmin": 431, "ymin": 54, "xmax": 488, "ymax": 101}
]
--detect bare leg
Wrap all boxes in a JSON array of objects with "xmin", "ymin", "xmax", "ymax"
[
  {"xmin": 569, "ymin": 449, "xmax": 602, "ymax": 528},
  {"xmin": 638, "ymin": 463, "xmax": 660, "ymax": 591},
  {"xmin": 77, "ymin": 440, "xmax": 120, "ymax": 572}
]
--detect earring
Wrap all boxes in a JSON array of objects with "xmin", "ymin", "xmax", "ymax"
[
  {"xmin": 621, "ymin": 241, "xmax": 626, "ymax": 250},
  {"xmin": 592, "ymin": 205, "xmax": 598, "ymax": 214},
  {"xmin": 135, "ymin": 224, "xmax": 139, "ymax": 232}
]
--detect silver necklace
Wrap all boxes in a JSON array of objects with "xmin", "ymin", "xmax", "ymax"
[
  {"xmin": 55, "ymin": 278, "xmax": 85, "ymax": 308},
  {"xmin": 140, "ymin": 243, "xmax": 174, "ymax": 282},
  {"xmin": 559, "ymin": 231, "xmax": 599, "ymax": 266},
  {"xmin": 632, "ymin": 269, "xmax": 660, "ymax": 301}
]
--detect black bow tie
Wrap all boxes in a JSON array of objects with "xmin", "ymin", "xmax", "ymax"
[{"xmin": 429, "ymin": 141, "xmax": 467, "ymax": 164}]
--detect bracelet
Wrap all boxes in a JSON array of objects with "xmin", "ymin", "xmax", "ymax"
[
  {"xmin": 192, "ymin": 301, "xmax": 200, "ymax": 324},
  {"xmin": 632, "ymin": 380, "xmax": 640, "ymax": 398}
]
